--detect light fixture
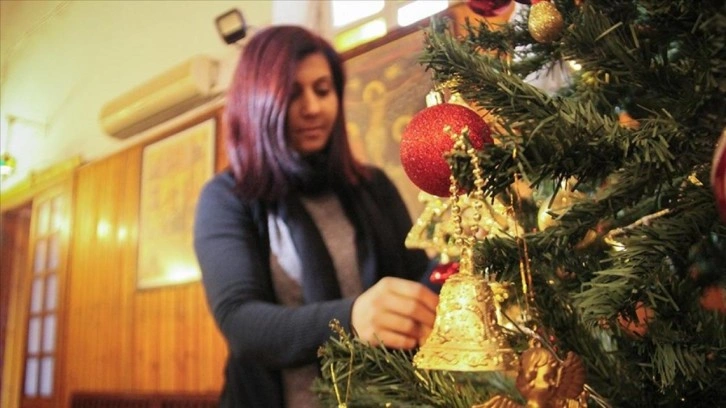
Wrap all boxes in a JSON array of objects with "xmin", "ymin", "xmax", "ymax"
[
  {"xmin": 1, "ymin": 115, "xmax": 44, "ymax": 181},
  {"xmin": 0, "ymin": 151, "xmax": 16, "ymax": 177},
  {"xmin": 215, "ymin": 9, "xmax": 247, "ymax": 45},
  {"xmin": 1, "ymin": 115, "xmax": 18, "ymax": 178}
]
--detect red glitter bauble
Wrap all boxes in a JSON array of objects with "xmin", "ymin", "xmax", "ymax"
[
  {"xmin": 400, "ymin": 103, "xmax": 492, "ymax": 197},
  {"xmin": 712, "ymin": 130, "xmax": 726, "ymax": 222}
]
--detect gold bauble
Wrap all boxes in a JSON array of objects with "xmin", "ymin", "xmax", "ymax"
[{"xmin": 528, "ymin": 1, "xmax": 564, "ymax": 43}]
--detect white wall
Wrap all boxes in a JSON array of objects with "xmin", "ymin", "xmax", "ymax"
[{"xmin": 0, "ymin": 0, "xmax": 320, "ymax": 193}]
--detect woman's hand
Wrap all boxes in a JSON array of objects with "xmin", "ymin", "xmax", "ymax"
[{"xmin": 351, "ymin": 277, "xmax": 439, "ymax": 349}]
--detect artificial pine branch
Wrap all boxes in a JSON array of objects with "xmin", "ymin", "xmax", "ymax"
[{"xmin": 315, "ymin": 322, "xmax": 516, "ymax": 407}]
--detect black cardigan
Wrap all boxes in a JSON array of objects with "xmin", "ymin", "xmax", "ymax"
[{"xmin": 193, "ymin": 168, "xmax": 430, "ymax": 407}]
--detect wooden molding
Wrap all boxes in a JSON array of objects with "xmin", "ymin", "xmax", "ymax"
[{"xmin": 0, "ymin": 156, "xmax": 83, "ymax": 212}]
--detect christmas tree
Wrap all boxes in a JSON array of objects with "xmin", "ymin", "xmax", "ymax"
[{"xmin": 317, "ymin": 1, "xmax": 726, "ymax": 407}]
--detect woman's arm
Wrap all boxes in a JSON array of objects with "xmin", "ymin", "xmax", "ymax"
[{"xmin": 193, "ymin": 173, "xmax": 353, "ymax": 369}]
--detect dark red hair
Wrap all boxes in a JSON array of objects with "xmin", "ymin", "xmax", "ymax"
[{"xmin": 225, "ymin": 25, "xmax": 368, "ymax": 201}]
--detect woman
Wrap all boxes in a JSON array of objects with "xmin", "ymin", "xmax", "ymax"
[{"xmin": 194, "ymin": 25, "xmax": 439, "ymax": 407}]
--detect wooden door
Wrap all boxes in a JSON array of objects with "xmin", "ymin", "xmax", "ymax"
[
  {"xmin": 19, "ymin": 181, "xmax": 73, "ymax": 408},
  {"xmin": 1, "ymin": 204, "xmax": 32, "ymax": 408}
]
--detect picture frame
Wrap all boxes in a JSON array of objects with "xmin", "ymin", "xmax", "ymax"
[
  {"xmin": 137, "ymin": 116, "xmax": 216, "ymax": 289},
  {"xmin": 343, "ymin": 25, "xmax": 434, "ymax": 219}
]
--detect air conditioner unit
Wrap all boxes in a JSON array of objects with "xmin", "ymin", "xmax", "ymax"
[{"xmin": 99, "ymin": 55, "xmax": 220, "ymax": 139}]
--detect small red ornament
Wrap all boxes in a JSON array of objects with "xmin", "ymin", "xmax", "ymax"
[
  {"xmin": 429, "ymin": 262, "xmax": 460, "ymax": 285},
  {"xmin": 400, "ymin": 103, "xmax": 493, "ymax": 197},
  {"xmin": 467, "ymin": 0, "xmax": 513, "ymax": 17},
  {"xmin": 700, "ymin": 285, "xmax": 726, "ymax": 314},
  {"xmin": 617, "ymin": 301, "xmax": 654, "ymax": 337},
  {"xmin": 712, "ymin": 129, "xmax": 726, "ymax": 222}
]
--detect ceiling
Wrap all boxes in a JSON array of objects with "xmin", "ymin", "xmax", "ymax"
[{"xmin": 0, "ymin": 0, "xmax": 316, "ymax": 195}]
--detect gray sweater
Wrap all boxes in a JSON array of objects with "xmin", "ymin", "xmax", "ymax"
[{"xmin": 193, "ymin": 167, "xmax": 430, "ymax": 407}]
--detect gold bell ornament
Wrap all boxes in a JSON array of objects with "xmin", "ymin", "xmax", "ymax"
[{"xmin": 413, "ymin": 248, "xmax": 519, "ymax": 372}]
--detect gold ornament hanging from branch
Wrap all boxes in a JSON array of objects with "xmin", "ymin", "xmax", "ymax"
[
  {"xmin": 406, "ymin": 191, "xmax": 518, "ymax": 260},
  {"xmin": 473, "ymin": 345, "xmax": 588, "ymax": 408},
  {"xmin": 528, "ymin": 0, "xmax": 564, "ymax": 43},
  {"xmin": 412, "ymin": 125, "xmax": 518, "ymax": 373},
  {"xmin": 413, "ymin": 250, "xmax": 519, "ymax": 372}
]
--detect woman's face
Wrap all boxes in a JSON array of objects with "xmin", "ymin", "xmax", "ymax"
[{"xmin": 286, "ymin": 52, "xmax": 339, "ymax": 155}]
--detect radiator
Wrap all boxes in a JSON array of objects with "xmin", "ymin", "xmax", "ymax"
[{"xmin": 70, "ymin": 392, "xmax": 218, "ymax": 408}]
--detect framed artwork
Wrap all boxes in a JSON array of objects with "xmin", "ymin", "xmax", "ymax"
[
  {"xmin": 137, "ymin": 117, "xmax": 216, "ymax": 289},
  {"xmin": 343, "ymin": 26, "xmax": 433, "ymax": 219}
]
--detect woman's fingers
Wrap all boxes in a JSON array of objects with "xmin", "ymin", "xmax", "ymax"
[
  {"xmin": 380, "ymin": 277, "xmax": 439, "ymax": 315},
  {"xmin": 365, "ymin": 328, "xmax": 417, "ymax": 350},
  {"xmin": 351, "ymin": 277, "xmax": 439, "ymax": 349}
]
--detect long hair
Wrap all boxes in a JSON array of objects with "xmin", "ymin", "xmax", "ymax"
[{"xmin": 225, "ymin": 25, "xmax": 368, "ymax": 201}]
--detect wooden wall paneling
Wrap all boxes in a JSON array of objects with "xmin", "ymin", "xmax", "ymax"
[
  {"xmin": 63, "ymin": 169, "xmax": 90, "ymax": 392},
  {"xmin": 180, "ymin": 285, "xmax": 196, "ymax": 390},
  {"xmin": 116, "ymin": 148, "xmax": 144, "ymax": 390},
  {"xmin": 174, "ymin": 285, "xmax": 194, "ymax": 390},
  {"xmin": 168, "ymin": 288, "xmax": 184, "ymax": 390},
  {"xmin": 158, "ymin": 288, "xmax": 174, "ymax": 390},
  {"xmin": 132, "ymin": 290, "xmax": 157, "ymax": 391},
  {"xmin": 92, "ymin": 159, "xmax": 116, "ymax": 389},
  {"xmin": 179, "ymin": 286, "xmax": 195, "ymax": 390},
  {"xmin": 195, "ymin": 292, "xmax": 212, "ymax": 388},
  {"xmin": 64, "ymin": 150, "xmax": 138, "ymax": 396},
  {"xmin": 131, "ymin": 264, "xmax": 226, "ymax": 392},
  {"xmin": 64, "ymin": 163, "xmax": 98, "ymax": 392},
  {"xmin": 44, "ymin": 105, "xmax": 229, "ymax": 406},
  {"xmin": 170, "ymin": 288, "xmax": 186, "ymax": 390},
  {"xmin": 105, "ymin": 149, "xmax": 140, "ymax": 390}
]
